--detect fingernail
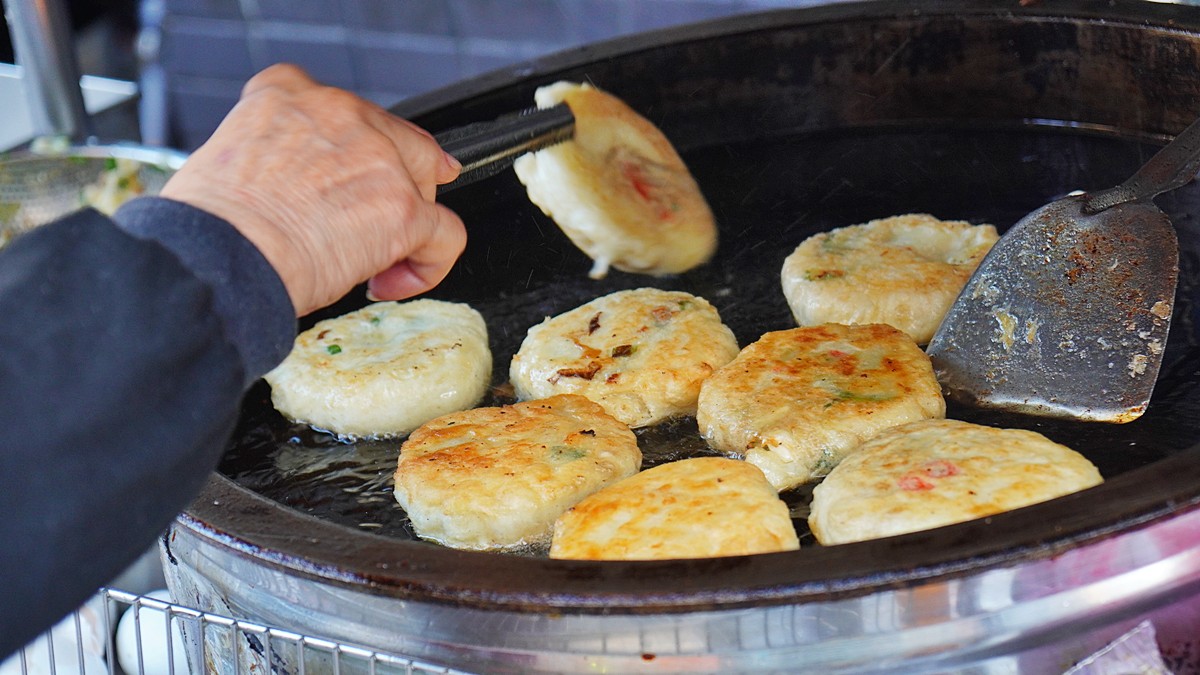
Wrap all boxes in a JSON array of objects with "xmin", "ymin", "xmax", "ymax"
[{"xmin": 443, "ymin": 151, "xmax": 461, "ymax": 172}]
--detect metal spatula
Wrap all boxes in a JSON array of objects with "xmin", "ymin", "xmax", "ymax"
[{"xmin": 927, "ymin": 115, "xmax": 1200, "ymax": 423}]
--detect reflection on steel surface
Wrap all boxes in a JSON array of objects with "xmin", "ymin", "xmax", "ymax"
[
  {"xmin": 162, "ymin": 504, "xmax": 1200, "ymax": 673},
  {"xmin": 2, "ymin": 588, "xmax": 468, "ymax": 675}
]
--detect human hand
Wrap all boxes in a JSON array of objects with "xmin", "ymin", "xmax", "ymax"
[{"xmin": 160, "ymin": 64, "xmax": 466, "ymax": 316}]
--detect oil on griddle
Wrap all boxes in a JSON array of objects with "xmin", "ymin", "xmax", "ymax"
[{"xmin": 221, "ymin": 123, "xmax": 1200, "ymax": 554}]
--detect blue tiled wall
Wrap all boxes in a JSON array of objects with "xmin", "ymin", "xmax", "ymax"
[{"xmin": 146, "ymin": 0, "xmax": 830, "ymax": 149}]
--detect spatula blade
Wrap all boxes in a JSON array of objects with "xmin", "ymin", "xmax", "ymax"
[{"xmin": 926, "ymin": 195, "xmax": 1178, "ymax": 423}]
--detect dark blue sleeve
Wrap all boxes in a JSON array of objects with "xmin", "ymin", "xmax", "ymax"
[{"xmin": 0, "ymin": 200, "xmax": 296, "ymax": 657}]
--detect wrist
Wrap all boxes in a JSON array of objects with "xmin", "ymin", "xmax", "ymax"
[
  {"xmin": 159, "ymin": 182, "xmax": 311, "ymax": 315},
  {"xmin": 110, "ymin": 196, "xmax": 298, "ymax": 380}
]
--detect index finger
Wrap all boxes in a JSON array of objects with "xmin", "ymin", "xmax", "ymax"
[
  {"xmin": 367, "ymin": 202, "xmax": 468, "ymax": 300},
  {"xmin": 241, "ymin": 63, "xmax": 316, "ymax": 97},
  {"xmin": 366, "ymin": 109, "xmax": 463, "ymax": 199}
]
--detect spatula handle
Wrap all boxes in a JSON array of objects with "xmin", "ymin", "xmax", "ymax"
[{"xmin": 1083, "ymin": 113, "xmax": 1200, "ymax": 214}]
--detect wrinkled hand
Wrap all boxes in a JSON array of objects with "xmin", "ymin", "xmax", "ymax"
[{"xmin": 160, "ymin": 64, "xmax": 466, "ymax": 316}]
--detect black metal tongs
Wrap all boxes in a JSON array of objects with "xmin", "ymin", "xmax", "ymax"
[{"xmin": 432, "ymin": 104, "xmax": 575, "ymax": 194}]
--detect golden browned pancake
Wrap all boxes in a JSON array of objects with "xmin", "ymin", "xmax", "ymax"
[
  {"xmin": 696, "ymin": 323, "xmax": 945, "ymax": 490},
  {"xmin": 510, "ymin": 288, "xmax": 739, "ymax": 428},
  {"xmin": 809, "ymin": 419, "xmax": 1103, "ymax": 545},
  {"xmin": 512, "ymin": 81, "xmax": 717, "ymax": 278},
  {"xmin": 393, "ymin": 394, "xmax": 641, "ymax": 551},
  {"xmin": 264, "ymin": 300, "xmax": 491, "ymax": 440},
  {"xmin": 550, "ymin": 457, "xmax": 799, "ymax": 560},
  {"xmin": 781, "ymin": 214, "xmax": 998, "ymax": 344}
]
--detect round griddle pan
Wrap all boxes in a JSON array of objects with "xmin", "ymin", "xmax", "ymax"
[{"xmin": 186, "ymin": 0, "xmax": 1200, "ymax": 616}]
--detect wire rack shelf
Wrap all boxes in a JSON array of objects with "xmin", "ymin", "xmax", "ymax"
[{"xmin": 3, "ymin": 588, "xmax": 471, "ymax": 675}]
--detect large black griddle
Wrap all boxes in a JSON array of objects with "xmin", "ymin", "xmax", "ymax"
[{"xmin": 191, "ymin": 0, "xmax": 1200, "ymax": 615}]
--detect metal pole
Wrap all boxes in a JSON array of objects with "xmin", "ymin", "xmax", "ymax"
[{"xmin": 3, "ymin": 0, "xmax": 92, "ymax": 140}]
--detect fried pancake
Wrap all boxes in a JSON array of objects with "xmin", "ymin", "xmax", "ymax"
[
  {"xmin": 696, "ymin": 323, "xmax": 945, "ymax": 490},
  {"xmin": 394, "ymin": 394, "xmax": 642, "ymax": 551},
  {"xmin": 512, "ymin": 81, "xmax": 717, "ymax": 278},
  {"xmin": 510, "ymin": 288, "xmax": 740, "ymax": 428},
  {"xmin": 550, "ymin": 457, "xmax": 799, "ymax": 560},
  {"xmin": 809, "ymin": 418, "xmax": 1104, "ymax": 545},
  {"xmin": 264, "ymin": 300, "xmax": 491, "ymax": 440},
  {"xmin": 781, "ymin": 214, "xmax": 998, "ymax": 344}
]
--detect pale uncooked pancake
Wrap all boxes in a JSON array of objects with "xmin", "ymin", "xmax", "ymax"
[
  {"xmin": 394, "ymin": 394, "xmax": 642, "ymax": 551},
  {"xmin": 550, "ymin": 457, "xmax": 799, "ymax": 560},
  {"xmin": 512, "ymin": 81, "xmax": 717, "ymax": 278},
  {"xmin": 264, "ymin": 300, "xmax": 491, "ymax": 440},
  {"xmin": 781, "ymin": 214, "xmax": 998, "ymax": 344},
  {"xmin": 696, "ymin": 323, "xmax": 945, "ymax": 490},
  {"xmin": 510, "ymin": 287, "xmax": 740, "ymax": 428},
  {"xmin": 808, "ymin": 419, "xmax": 1104, "ymax": 545}
]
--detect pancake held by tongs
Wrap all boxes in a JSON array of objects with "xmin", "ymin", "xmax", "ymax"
[
  {"xmin": 433, "ymin": 83, "xmax": 717, "ymax": 279},
  {"xmin": 512, "ymin": 81, "xmax": 718, "ymax": 279},
  {"xmin": 927, "ymin": 115, "xmax": 1200, "ymax": 422}
]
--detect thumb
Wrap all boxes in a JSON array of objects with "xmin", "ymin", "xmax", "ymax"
[{"xmin": 367, "ymin": 204, "xmax": 467, "ymax": 300}]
